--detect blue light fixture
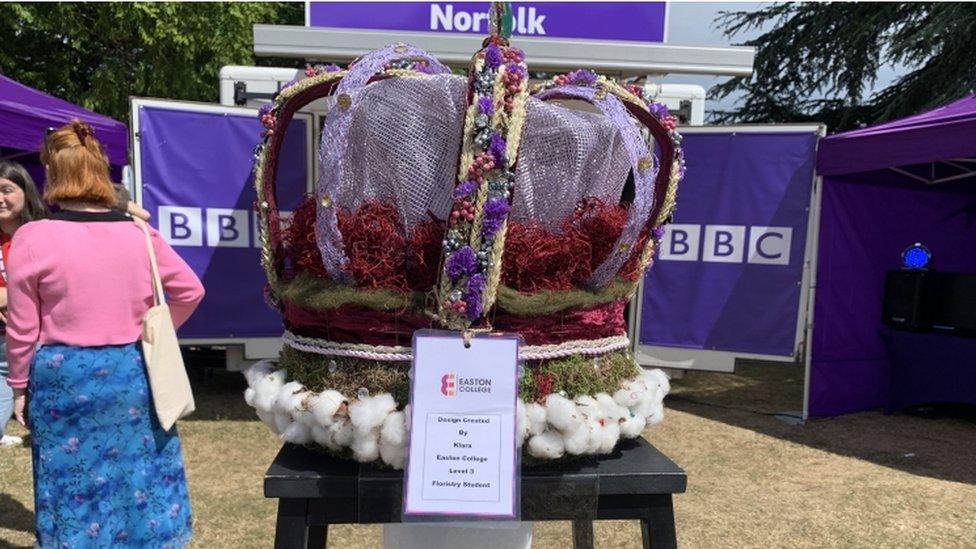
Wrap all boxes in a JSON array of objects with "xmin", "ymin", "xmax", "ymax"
[{"xmin": 901, "ymin": 243, "xmax": 931, "ymax": 270}]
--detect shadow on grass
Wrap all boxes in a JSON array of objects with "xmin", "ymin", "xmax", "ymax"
[
  {"xmin": 0, "ymin": 493, "xmax": 34, "ymax": 538},
  {"xmin": 668, "ymin": 360, "xmax": 976, "ymax": 485}
]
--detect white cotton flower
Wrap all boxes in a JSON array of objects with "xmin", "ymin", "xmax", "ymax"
[
  {"xmin": 598, "ymin": 420, "xmax": 620, "ymax": 453},
  {"xmin": 545, "ymin": 394, "xmax": 582, "ymax": 433},
  {"xmin": 351, "ymin": 431, "xmax": 380, "ymax": 462},
  {"xmin": 562, "ymin": 422, "xmax": 591, "ymax": 455},
  {"xmin": 613, "ymin": 383, "xmax": 638, "ymax": 408},
  {"xmin": 253, "ymin": 369, "xmax": 287, "ymax": 413},
  {"xmin": 596, "ymin": 393, "xmax": 627, "ymax": 424},
  {"xmin": 646, "ymin": 401, "xmax": 665, "ymax": 426},
  {"xmin": 574, "ymin": 395, "xmax": 602, "ymax": 420},
  {"xmin": 244, "ymin": 359, "xmax": 276, "ymax": 386},
  {"xmin": 379, "ymin": 441, "xmax": 406, "ymax": 469},
  {"xmin": 281, "ymin": 421, "xmax": 312, "ymax": 445},
  {"xmin": 256, "ymin": 409, "xmax": 280, "ymax": 433},
  {"xmin": 311, "ymin": 425, "xmax": 338, "ymax": 450},
  {"xmin": 244, "ymin": 387, "xmax": 257, "ymax": 407},
  {"xmin": 525, "ymin": 403, "xmax": 547, "ymax": 436},
  {"xmin": 380, "ymin": 411, "xmax": 407, "ymax": 447},
  {"xmin": 586, "ymin": 420, "xmax": 606, "ymax": 454},
  {"xmin": 330, "ymin": 419, "xmax": 355, "ymax": 447},
  {"xmin": 619, "ymin": 411, "xmax": 647, "ymax": 438},
  {"xmin": 276, "ymin": 382, "xmax": 311, "ymax": 424},
  {"xmin": 348, "ymin": 394, "xmax": 396, "ymax": 436},
  {"xmin": 643, "ymin": 368, "xmax": 671, "ymax": 395},
  {"xmin": 306, "ymin": 390, "xmax": 346, "ymax": 427},
  {"xmin": 634, "ymin": 389, "xmax": 658, "ymax": 419},
  {"xmin": 273, "ymin": 412, "xmax": 292, "ymax": 434},
  {"xmin": 527, "ymin": 430, "xmax": 565, "ymax": 459}
]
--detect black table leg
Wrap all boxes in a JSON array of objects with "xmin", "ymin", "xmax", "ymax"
[
  {"xmin": 275, "ymin": 498, "xmax": 310, "ymax": 549},
  {"xmin": 307, "ymin": 524, "xmax": 328, "ymax": 548},
  {"xmin": 640, "ymin": 495, "xmax": 677, "ymax": 549},
  {"xmin": 572, "ymin": 519, "xmax": 594, "ymax": 549}
]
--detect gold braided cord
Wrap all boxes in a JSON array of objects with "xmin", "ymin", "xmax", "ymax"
[
  {"xmin": 480, "ymin": 62, "xmax": 529, "ymax": 319},
  {"xmin": 653, "ymin": 156, "xmax": 682, "ymax": 228},
  {"xmin": 505, "ymin": 72, "xmax": 530, "ymax": 162},
  {"xmin": 437, "ymin": 49, "xmax": 529, "ymax": 330},
  {"xmin": 254, "ymin": 70, "xmax": 348, "ymax": 292},
  {"xmin": 482, "ymin": 218, "xmax": 508, "ymax": 309},
  {"xmin": 254, "ymin": 150, "xmax": 275, "ymax": 286}
]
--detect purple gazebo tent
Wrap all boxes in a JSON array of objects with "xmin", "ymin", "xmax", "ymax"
[
  {"xmin": 0, "ymin": 75, "xmax": 128, "ymax": 183},
  {"xmin": 809, "ymin": 94, "xmax": 976, "ymax": 416}
]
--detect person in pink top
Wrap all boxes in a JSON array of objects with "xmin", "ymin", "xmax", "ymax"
[{"xmin": 6, "ymin": 120, "xmax": 204, "ymax": 548}]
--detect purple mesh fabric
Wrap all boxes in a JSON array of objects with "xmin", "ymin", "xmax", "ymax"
[
  {"xmin": 337, "ymin": 75, "xmax": 466, "ymax": 227},
  {"xmin": 534, "ymin": 86, "xmax": 658, "ymax": 288},
  {"xmin": 315, "ymin": 44, "xmax": 451, "ymax": 283},
  {"xmin": 512, "ymin": 100, "xmax": 632, "ymax": 224}
]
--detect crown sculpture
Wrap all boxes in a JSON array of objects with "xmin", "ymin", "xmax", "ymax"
[{"xmin": 244, "ymin": 5, "xmax": 684, "ymax": 468}]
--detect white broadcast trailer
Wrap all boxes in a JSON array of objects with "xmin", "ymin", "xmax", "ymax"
[{"xmin": 131, "ymin": 25, "xmax": 753, "ymax": 371}]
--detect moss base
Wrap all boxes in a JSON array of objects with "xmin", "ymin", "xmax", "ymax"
[{"xmin": 279, "ymin": 344, "xmax": 640, "ymax": 404}]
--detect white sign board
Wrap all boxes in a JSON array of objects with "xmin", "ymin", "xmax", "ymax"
[{"xmin": 403, "ymin": 332, "xmax": 519, "ymax": 519}]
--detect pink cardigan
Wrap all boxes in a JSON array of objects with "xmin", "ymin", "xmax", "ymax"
[{"xmin": 5, "ymin": 215, "xmax": 205, "ymax": 389}]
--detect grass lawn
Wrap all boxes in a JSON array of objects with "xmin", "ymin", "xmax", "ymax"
[{"xmin": 2, "ymin": 361, "xmax": 974, "ymax": 548}]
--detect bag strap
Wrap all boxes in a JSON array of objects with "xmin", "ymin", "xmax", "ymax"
[{"xmin": 134, "ymin": 218, "xmax": 166, "ymax": 306}]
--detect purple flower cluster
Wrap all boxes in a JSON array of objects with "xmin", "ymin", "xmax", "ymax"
[
  {"xmin": 445, "ymin": 246, "xmax": 477, "ymax": 280},
  {"xmin": 567, "ymin": 69, "xmax": 597, "ymax": 86},
  {"xmin": 413, "ymin": 61, "xmax": 438, "ymax": 74},
  {"xmin": 485, "ymin": 43, "xmax": 503, "ymax": 69},
  {"xmin": 649, "ymin": 101, "xmax": 670, "ymax": 119},
  {"xmin": 481, "ymin": 197, "xmax": 510, "ymax": 239},
  {"xmin": 506, "ymin": 63, "xmax": 528, "ymax": 81},
  {"xmin": 453, "ymin": 180, "xmax": 479, "ymax": 198},
  {"xmin": 652, "ymin": 226, "xmax": 667, "ymax": 240},
  {"xmin": 465, "ymin": 273, "xmax": 486, "ymax": 319},
  {"xmin": 258, "ymin": 103, "xmax": 273, "ymax": 119},
  {"xmin": 478, "ymin": 96, "xmax": 495, "ymax": 117},
  {"xmin": 488, "ymin": 133, "xmax": 506, "ymax": 165}
]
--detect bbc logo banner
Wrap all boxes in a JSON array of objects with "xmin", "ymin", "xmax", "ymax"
[
  {"xmin": 158, "ymin": 206, "xmax": 292, "ymax": 249},
  {"xmin": 659, "ymin": 224, "xmax": 793, "ymax": 265}
]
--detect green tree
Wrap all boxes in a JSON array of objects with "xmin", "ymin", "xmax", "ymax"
[
  {"xmin": 711, "ymin": 3, "xmax": 976, "ymax": 131},
  {"xmin": 0, "ymin": 2, "xmax": 303, "ymax": 123}
]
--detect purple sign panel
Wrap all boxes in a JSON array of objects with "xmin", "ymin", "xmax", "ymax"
[
  {"xmin": 640, "ymin": 131, "xmax": 818, "ymax": 357},
  {"xmin": 137, "ymin": 104, "xmax": 308, "ymax": 338},
  {"xmin": 307, "ymin": 2, "xmax": 668, "ymax": 43}
]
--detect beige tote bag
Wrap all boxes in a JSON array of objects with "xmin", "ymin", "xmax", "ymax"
[{"xmin": 135, "ymin": 218, "xmax": 195, "ymax": 430}]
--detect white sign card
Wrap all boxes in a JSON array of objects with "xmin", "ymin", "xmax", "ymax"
[{"xmin": 403, "ymin": 331, "xmax": 520, "ymax": 519}]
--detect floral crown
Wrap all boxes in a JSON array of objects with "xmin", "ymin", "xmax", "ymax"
[{"xmin": 244, "ymin": 20, "xmax": 684, "ymax": 466}]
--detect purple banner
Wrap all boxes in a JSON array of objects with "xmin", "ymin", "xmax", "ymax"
[
  {"xmin": 639, "ymin": 131, "xmax": 818, "ymax": 357},
  {"xmin": 136, "ymin": 104, "xmax": 308, "ymax": 338},
  {"xmin": 307, "ymin": 2, "xmax": 667, "ymax": 42}
]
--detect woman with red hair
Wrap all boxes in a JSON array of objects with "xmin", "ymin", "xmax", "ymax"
[{"xmin": 7, "ymin": 119, "xmax": 204, "ymax": 548}]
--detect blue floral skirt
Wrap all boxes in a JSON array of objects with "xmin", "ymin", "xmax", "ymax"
[{"xmin": 28, "ymin": 343, "xmax": 193, "ymax": 548}]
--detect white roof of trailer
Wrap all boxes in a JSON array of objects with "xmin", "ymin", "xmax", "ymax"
[{"xmin": 252, "ymin": 24, "xmax": 755, "ymax": 77}]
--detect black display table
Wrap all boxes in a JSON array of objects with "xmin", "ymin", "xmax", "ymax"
[{"xmin": 265, "ymin": 437, "xmax": 687, "ymax": 549}]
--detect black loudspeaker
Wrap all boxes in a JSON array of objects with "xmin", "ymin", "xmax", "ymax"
[
  {"xmin": 931, "ymin": 273, "xmax": 976, "ymax": 333},
  {"xmin": 882, "ymin": 270, "xmax": 936, "ymax": 330}
]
